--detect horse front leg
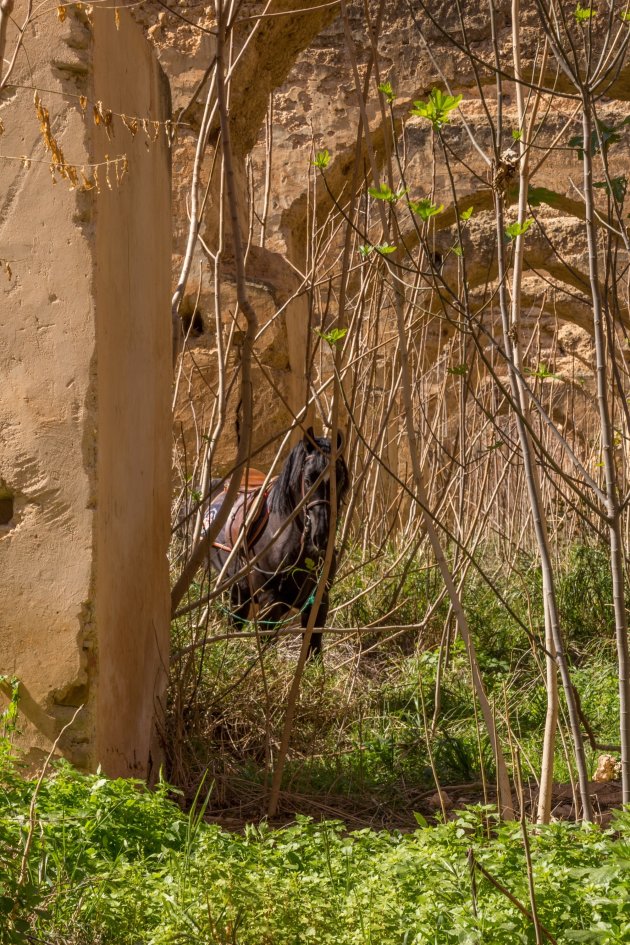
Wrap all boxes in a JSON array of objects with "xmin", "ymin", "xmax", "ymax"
[
  {"xmin": 301, "ymin": 592, "xmax": 328, "ymax": 661},
  {"xmin": 255, "ymin": 591, "xmax": 291, "ymax": 648},
  {"xmin": 229, "ymin": 580, "xmax": 252, "ymax": 626}
]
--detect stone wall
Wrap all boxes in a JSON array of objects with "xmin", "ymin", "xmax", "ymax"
[
  {"xmin": 134, "ymin": 0, "xmax": 628, "ymax": 544},
  {"xmin": 0, "ymin": 2, "xmax": 171, "ymax": 777},
  {"xmin": 138, "ymin": 0, "xmax": 621, "ymax": 473}
]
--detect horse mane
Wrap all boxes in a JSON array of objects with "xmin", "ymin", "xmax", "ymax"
[
  {"xmin": 270, "ymin": 439, "xmax": 309, "ymax": 516},
  {"xmin": 269, "ymin": 435, "xmax": 349, "ymax": 517}
]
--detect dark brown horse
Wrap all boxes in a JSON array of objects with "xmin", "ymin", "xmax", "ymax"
[{"xmin": 206, "ymin": 429, "xmax": 349, "ymax": 658}]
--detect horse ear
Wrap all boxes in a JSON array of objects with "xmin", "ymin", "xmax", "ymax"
[
  {"xmin": 303, "ymin": 426, "xmax": 316, "ymax": 451},
  {"xmin": 337, "ymin": 430, "xmax": 345, "ymax": 452}
]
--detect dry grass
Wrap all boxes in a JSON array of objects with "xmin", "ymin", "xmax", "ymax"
[{"xmin": 164, "ymin": 624, "xmax": 377, "ymax": 814}]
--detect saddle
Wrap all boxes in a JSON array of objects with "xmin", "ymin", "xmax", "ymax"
[
  {"xmin": 209, "ymin": 468, "xmax": 273, "ymax": 554},
  {"xmin": 233, "ymin": 468, "xmax": 268, "ymax": 493}
]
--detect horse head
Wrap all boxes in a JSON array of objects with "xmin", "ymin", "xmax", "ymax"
[
  {"xmin": 272, "ymin": 427, "xmax": 350, "ymax": 556},
  {"xmin": 299, "ymin": 427, "xmax": 349, "ymax": 554}
]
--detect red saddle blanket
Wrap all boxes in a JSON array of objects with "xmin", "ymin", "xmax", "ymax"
[
  {"xmin": 232, "ymin": 468, "xmax": 268, "ymax": 493},
  {"xmin": 204, "ymin": 469, "xmax": 273, "ymax": 553}
]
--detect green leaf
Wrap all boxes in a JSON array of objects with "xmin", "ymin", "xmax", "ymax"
[
  {"xmin": 459, "ymin": 206, "xmax": 474, "ymax": 221},
  {"xmin": 621, "ymin": 9, "xmax": 630, "ymax": 20},
  {"xmin": 408, "ymin": 197, "xmax": 444, "ymax": 220},
  {"xmin": 378, "ymin": 81, "xmax": 395, "ymax": 103},
  {"xmin": 594, "ymin": 176, "xmax": 627, "ymax": 202},
  {"xmin": 448, "ymin": 364, "xmax": 468, "ymax": 376},
  {"xmin": 569, "ymin": 120, "xmax": 623, "ymax": 159},
  {"xmin": 313, "ymin": 149, "xmax": 331, "ymax": 169},
  {"xmin": 452, "ymin": 244, "xmax": 463, "ymax": 257},
  {"xmin": 511, "ymin": 129, "xmax": 523, "ymax": 141},
  {"xmin": 574, "ymin": 3, "xmax": 596, "ymax": 21},
  {"xmin": 411, "ymin": 88, "xmax": 463, "ymax": 128},
  {"xmin": 525, "ymin": 362, "xmax": 560, "ymax": 380},
  {"xmin": 413, "ymin": 811, "xmax": 428, "ymax": 828},
  {"xmin": 505, "ymin": 217, "xmax": 534, "ymax": 240},
  {"xmin": 369, "ymin": 182, "xmax": 393, "ymax": 201},
  {"xmin": 568, "ymin": 133, "xmax": 585, "ymax": 158},
  {"xmin": 368, "ymin": 182, "xmax": 407, "ymax": 203},
  {"xmin": 566, "ymin": 933, "xmax": 609, "ymax": 942},
  {"xmin": 315, "ymin": 326, "xmax": 348, "ymax": 347},
  {"xmin": 360, "ymin": 242, "xmax": 398, "ymax": 257}
]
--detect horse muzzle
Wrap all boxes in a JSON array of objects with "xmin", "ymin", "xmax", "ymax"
[{"xmin": 304, "ymin": 499, "xmax": 333, "ymax": 555}]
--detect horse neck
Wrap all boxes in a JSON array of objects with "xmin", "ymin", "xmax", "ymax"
[{"xmin": 268, "ymin": 477, "xmax": 301, "ymax": 520}]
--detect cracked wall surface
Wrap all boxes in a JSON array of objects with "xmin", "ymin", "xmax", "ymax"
[
  {"xmin": 135, "ymin": 0, "xmax": 626, "ymax": 471},
  {"xmin": 0, "ymin": 3, "xmax": 171, "ymax": 776}
]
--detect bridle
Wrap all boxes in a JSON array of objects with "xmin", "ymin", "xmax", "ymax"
[
  {"xmin": 300, "ymin": 465, "xmax": 333, "ymax": 540},
  {"xmin": 248, "ymin": 456, "xmax": 343, "ymax": 578},
  {"xmin": 248, "ymin": 473, "xmax": 330, "ymax": 577}
]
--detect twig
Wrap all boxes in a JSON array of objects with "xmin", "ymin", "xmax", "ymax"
[
  {"xmin": 468, "ymin": 848, "xmax": 558, "ymax": 945},
  {"xmin": 17, "ymin": 705, "xmax": 84, "ymax": 887}
]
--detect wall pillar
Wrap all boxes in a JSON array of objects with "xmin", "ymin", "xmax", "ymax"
[{"xmin": 0, "ymin": 2, "xmax": 171, "ymax": 778}]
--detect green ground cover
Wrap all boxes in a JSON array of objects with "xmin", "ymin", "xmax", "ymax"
[
  {"xmin": 168, "ymin": 544, "xmax": 621, "ymax": 809},
  {"xmin": 1, "ymin": 755, "xmax": 630, "ymax": 944},
  {"xmin": 2, "ymin": 543, "xmax": 625, "ymax": 942}
]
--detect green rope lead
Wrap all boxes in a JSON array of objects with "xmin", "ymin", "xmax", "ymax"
[{"xmin": 217, "ymin": 589, "xmax": 319, "ymax": 628}]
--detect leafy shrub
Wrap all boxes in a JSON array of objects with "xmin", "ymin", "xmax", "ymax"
[
  {"xmin": 2, "ymin": 756, "xmax": 630, "ymax": 943},
  {"xmin": 167, "ymin": 543, "xmax": 622, "ymax": 811}
]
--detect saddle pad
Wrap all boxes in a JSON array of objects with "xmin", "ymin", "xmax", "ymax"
[
  {"xmin": 203, "ymin": 486, "xmax": 270, "ymax": 553},
  {"xmin": 229, "ymin": 468, "xmax": 268, "ymax": 493},
  {"xmin": 203, "ymin": 495, "xmax": 225, "ymax": 535}
]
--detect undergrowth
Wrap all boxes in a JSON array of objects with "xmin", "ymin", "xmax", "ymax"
[
  {"xmin": 1, "ymin": 755, "xmax": 630, "ymax": 943},
  {"xmin": 166, "ymin": 543, "xmax": 621, "ymax": 818},
  {"xmin": 0, "ymin": 542, "xmax": 625, "ymax": 941}
]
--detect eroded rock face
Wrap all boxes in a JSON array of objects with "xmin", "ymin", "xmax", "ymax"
[
  {"xmin": 0, "ymin": 3, "xmax": 172, "ymax": 777},
  {"xmin": 140, "ymin": 0, "xmax": 625, "ymax": 477}
]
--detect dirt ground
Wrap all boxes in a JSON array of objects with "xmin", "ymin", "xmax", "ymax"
[
  {"xmin": 202, "ymin": 780, "xmax": 623, "ymax": 832},
  {"xmin": 417, "ymin": 780, "xmax": 623, "ymax": 828}
]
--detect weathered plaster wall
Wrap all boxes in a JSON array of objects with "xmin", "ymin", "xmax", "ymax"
[
  {"xmin": 0, "ymin": 6, "xmax": 97, "ymax": 765},
  {"xmin": 92, "ymin": 6, "xmax": 172, "ymax": 779},
  {"xmin": 0, "ymin": 2, "xmax": 171, "ymax": 776}
]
